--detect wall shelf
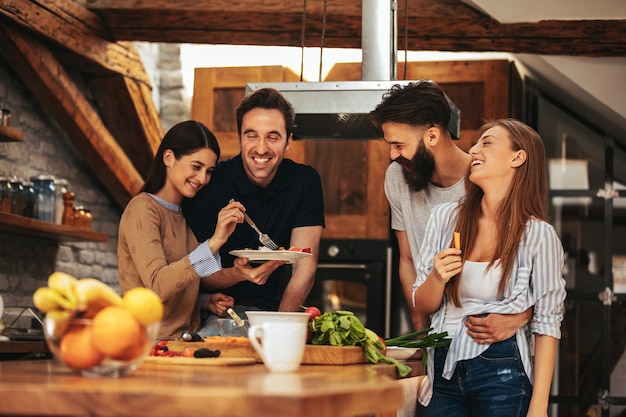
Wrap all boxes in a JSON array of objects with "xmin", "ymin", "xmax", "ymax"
[
  {"xmin": 0, "ymin": 126, "xmax": 24, "ymax": 142},
  {"xmin": 0, "ymin": 212, "xmax": 107, "ymax": 242}
]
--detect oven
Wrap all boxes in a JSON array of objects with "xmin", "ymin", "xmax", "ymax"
[{"xmin": 303, "ymin": 239, "xmax": 392, "ymax": 337}]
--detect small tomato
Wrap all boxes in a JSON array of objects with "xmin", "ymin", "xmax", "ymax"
[{"xmin": 303, "ymin": 306, "xmax": 321, "ymax": 321}]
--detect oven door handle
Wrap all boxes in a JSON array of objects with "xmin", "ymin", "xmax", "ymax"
[{"xmin": 317, "ymin": 263, "xmax": 369, "ymax": 270}]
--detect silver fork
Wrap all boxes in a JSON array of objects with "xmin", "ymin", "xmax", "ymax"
[
  {"xmin": 242, "ymin": 211, "xmax": 279, "ymax": 250},
  {"xmin": 230, "ymin": 199, "xmax": 279, "ymax": 250}
]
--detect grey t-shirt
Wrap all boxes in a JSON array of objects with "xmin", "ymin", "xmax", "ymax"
[{"xmin": 384, "ymin": 161, "xmax": 466, "ymax": 265}]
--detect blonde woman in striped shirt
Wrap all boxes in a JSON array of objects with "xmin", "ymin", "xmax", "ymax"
[{"xmin": 413, "ymin": 118, "xmax": 567, "ymax": 417}]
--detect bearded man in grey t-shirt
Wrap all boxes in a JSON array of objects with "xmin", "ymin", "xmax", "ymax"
[{"xmin": 371, "ymin": 81, "xmax": 531, "ymax": 341}]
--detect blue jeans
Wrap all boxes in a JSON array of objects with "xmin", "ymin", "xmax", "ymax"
[{"xmin": 424, "ymin": 337, "xmax": 532, "ymax": 417}]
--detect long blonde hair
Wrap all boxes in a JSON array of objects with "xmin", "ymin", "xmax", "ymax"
[{"xmin": 447, "ymin": 119, "xmax": 549, "ymax": 307}]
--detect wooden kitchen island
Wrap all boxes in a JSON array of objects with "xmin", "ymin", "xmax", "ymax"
[{"xmin": 0, "ymin": 359, "xmax": 414, "ymax": 417}]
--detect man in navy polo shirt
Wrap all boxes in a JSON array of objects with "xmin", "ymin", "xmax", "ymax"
[{"xmin": 183, "ymin": 88, "xmax": 325, "ymax": 334}]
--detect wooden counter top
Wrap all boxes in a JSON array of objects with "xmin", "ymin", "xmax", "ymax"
[{"xmin": 0, "ymin": 359, "xmax": 410, "ymax": 417}]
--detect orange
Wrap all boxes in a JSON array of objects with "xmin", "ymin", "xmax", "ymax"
[
  {"xmin": 91, "ymin": 306, "xmax": 142, "ymax": 359},
  {"xmin": 59, "ymin": 324, "xmax": 104, "ymax": 370},
  {"xmin": 122, "ymin": 287, "xmax": 164, "ymax": 326},
  {"xmin": 113, "ymin": 324, "xmax": 148, "ymax": 361}
]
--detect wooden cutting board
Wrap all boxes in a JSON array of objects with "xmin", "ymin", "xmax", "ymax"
[
  {"xmin": 166, "ymin": 340, "xmax": 258, "ymax": 361},
  {"xmin": 302, "ymin": 345, "xmax": 368, "ymax": 365},
  {"xmin": 165, "ymin": 340, "xmax": 371, "ymax": 365},
  {"xmin": 144, "ymin": 356, "xmax": 255, "ymax": 366}
]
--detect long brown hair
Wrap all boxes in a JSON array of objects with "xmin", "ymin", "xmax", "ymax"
[
  {"xmin": 141, "ymin": 120, "xmax": 220, "ymax": 194},
  {"xmin": 447, "ymin": 118, "xmax": 549, "ymax": 306}
]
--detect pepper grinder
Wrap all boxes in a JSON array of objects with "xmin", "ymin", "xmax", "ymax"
[{"xmin": 62, "ymin": 191, "xmax": 75, "ymax": 226}]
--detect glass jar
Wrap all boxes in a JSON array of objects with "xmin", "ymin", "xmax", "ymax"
[
  {"xmin": 73, "ymin": 205, "xmax": 87, "ymax": 229},
  {"xmin": 9, "ymin": 178, "xmax": 24, "ymax": 216},
  {"xmin": 0, "ymin": 175, "xmax": 10, "ymax": 213},
  {"xmin": 31, "ymin": 175, "xmax": 56, "ymax": 222},
  {"xmin": 82, "ymin": 209, "xmax": 92, "ymax": 230},
  {"xmin": 22, "ymin": 180, "xmax": 35, "ymax": 218},
  {"xmin": 54, "ymin": 179, "xmax": 68, "ymax": 224}
]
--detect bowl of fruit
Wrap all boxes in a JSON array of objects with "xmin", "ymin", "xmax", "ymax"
[
  {"xmin": 44, "ymin": 314, "xmax": 160, "ymax": 377},
  {"xmin": 36, "ymin": 273, "xmax": 163, "ymax": 377}
]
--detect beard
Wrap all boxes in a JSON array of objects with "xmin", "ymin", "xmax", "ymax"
[{"xmin": 396, "ymin": 139, "xmax": 436, "ymax": 192}]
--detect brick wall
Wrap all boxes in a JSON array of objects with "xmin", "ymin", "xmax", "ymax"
[
  {"xmin": 136, "ymin": 42, "xmax": 189, "ymax": 132},
  {"xmin": 156, "ymin": 43, "xmax": 189, "ymax": 132}
]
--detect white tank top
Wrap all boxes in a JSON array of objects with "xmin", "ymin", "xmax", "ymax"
[{"xmin": 442, "ymin": 260, "xmax": 502, "ymax": 336}]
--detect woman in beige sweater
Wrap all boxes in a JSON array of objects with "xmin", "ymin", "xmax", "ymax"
[{"xmin": 118, "ymin": 120, "xmax": 244, "ymax": 339}]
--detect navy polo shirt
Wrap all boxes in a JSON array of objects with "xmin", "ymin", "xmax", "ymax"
[{"xmin": 182, "ymin": 154, "xmax": 325, "ymax": 310}]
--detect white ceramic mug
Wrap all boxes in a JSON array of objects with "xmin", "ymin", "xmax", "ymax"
[{"xmin": 248, "ymin": 322, "xmax": 307, "ymax": 372}]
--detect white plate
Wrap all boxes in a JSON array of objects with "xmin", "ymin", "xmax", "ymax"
[
  {"xmin": 229, "ymin": 249, "xmax": 312, "ymax": 264},
  {"xmin": 385, "ymin": 346, "xmax": 421, "ymax": 360}
]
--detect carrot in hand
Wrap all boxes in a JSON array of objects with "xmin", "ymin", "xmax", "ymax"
[{"xmin": 454, "ymin": 232, "xmax": 461, "ymax": 250}]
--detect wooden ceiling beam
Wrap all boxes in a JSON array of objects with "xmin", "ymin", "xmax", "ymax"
[
  {"xmin": 1, "ymin": 0, "xmax": 164, "ymax": 202},
  {"xmin": 80, "ymin": 0, "xmax": 626, "ymax": 57},
  {"xmin": 0, "ymin": 24, "xmax": 144, "ymax": 207},
  {"xmin": 90, "ymin": 75, "xmax": 163, "ymax": 178},
  {"xmin": 403, "ymin": 18, "xmax": 626, "ymax": 57},
  {"xmin": 0, "ymin": 0, "xmax": 151, "ymax": 84}
]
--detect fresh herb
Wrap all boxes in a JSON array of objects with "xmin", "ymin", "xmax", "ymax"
[
  {"xmin": 385, "ymin": 327, "xmax": 452, "ymax": 365},
  {"xmin": 309, "ymin": 310, "xmax": 412, "ymax": 377}
]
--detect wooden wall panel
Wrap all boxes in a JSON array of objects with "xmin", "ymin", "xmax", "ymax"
[
  {"xmin": 191, "ymin": 66, "xmax": 302, "ymax": 161},
  {"xmin": 312, "ymin": 65, "xmax": 390, "ymax": 239}
]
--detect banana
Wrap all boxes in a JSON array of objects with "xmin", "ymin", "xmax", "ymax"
[
  {"xmin": 47, "ymin": 271, "xmax": 78, "ymax": 306},
  {"xmin": 33, "ymin": 287, "xmax": 76, "ymax": 313},
  {"xmin": 74, "ymin": 278, "xmax": 122, "ymax": 317},
  {"xmin": 45, "ymin": 309, "xmax": 72, "ymax": 337}
]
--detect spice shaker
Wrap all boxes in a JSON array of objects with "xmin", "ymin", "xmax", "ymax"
[{"xmin": 62, "ymin": 192, "xmax": 75, "ymax": 226}]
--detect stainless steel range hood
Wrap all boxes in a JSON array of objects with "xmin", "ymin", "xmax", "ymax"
[
  {"xmin": 245, "ymin": 0, "xmax": 461, "ymax": 141},
  {"xmin": 245, "ymin": 80, "xmax": 461, "ymax": 140}
]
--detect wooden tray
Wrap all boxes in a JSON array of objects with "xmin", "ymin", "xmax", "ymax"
[
  {"xmin": 144, "ymin": 356, "xmax": 255, "ymax": 366},
  {"xmin": 166, "ymin": 340, "xmax": 371, "ymax": 365}
]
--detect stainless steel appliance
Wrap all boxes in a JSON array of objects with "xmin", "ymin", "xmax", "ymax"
[
  {"xmin": 245, "ymin": 80, "xmax": 461, "ymax": 140},
  {"xmin": 303, "ymin": 239, "xmax": 392, "ymax": 337},
  {"xmin": 244, "ymin": 0, "xmax": 461, "ymax": 141}
]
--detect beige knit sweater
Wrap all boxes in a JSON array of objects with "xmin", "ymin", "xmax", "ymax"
[{"xmin": 118, "ymin": 193, "xmax": 202, "ymax": 339}]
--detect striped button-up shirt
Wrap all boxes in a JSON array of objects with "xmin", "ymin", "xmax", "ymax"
[{"xmin": 412, "ymin": 202, "xmax": 567, "ymax": 406}]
